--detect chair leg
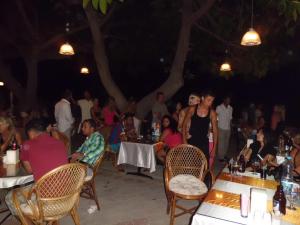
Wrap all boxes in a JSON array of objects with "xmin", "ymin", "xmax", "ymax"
[
  {"xmin": 91, "ymin": 181, "xmax": 100, "ymax": 210},
  {"xmin": 70, "ymin": 207, "xmax": 80, "ymax": 225},
  {"xmin": 166, "ymin": 192, "xmax": 171, "ymax": 214},
  {"xmin": 169, "ymin": 195, "xmax": 176, "ymax": 225}
]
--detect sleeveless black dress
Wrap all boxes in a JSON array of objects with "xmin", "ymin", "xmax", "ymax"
[{"xmin": 188, "ymin": 105, "xmax": 210, "ymax": 165}]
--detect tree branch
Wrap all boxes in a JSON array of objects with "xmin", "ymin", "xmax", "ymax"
[
  {"xmin": 194, "ymin": 23, "xmax": 245, "ymax": 50},
  {"xmin": 190, "ymin": 0, "xmax": 216, "ymax": 23},
  {"xmin": 14, "ymin": 0, "xmax": 37, "ymax": 40}
]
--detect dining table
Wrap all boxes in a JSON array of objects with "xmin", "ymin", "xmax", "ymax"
[
  {"xmin": 191, "ymin": 168, "xmax": 300, "ymax": 225},
  {"xmin": 0, "ymin": 161, "xmax": 34, "ymax": 224},
  {"xmin": 117, "ymin": 141, "xmax": 157, "ymax": 179}
]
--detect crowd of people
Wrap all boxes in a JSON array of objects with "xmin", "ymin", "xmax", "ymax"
[{"xmin": 1, "ymin": 87, "xmax": 300, "ymax": 221}]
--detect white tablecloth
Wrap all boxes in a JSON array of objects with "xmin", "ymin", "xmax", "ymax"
[
  {"xmin": 192, "ymin": 169, "xmax": 293, "ymax": 225},
  {"xmin": 0, "ymin": 174, "xmax": 34, "ymax": 189},
  {"xmin": 117, "ymin": 142, "xmax": 156, "ymax": 173}
]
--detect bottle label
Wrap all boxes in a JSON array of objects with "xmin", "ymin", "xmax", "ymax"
[{"xmin": 273, "ymin": 199, "xmax": 283, "ymax": 216}]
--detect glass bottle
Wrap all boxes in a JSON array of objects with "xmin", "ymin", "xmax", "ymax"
[
  {"xmin": 273, "ymin": 184, "xmax": 286, "ymax": 216},
  {"xmin": 238, "ymin": 155, "xmax": 246, "ymax": 173}
]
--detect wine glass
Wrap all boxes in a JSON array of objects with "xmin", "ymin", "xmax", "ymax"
[
  {"xmin": 251, "ymin": 158, "xmax": 260, "ymax": 174},
  {"xmin": 286, "ymin": 185, "xmax": 299, "ymax": 210},
  {"xmin": 232, "ymin": 159, "xmax": 239, "ymax": 176}
]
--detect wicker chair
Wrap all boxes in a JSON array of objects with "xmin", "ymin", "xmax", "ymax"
[
  {"xmin": 164, "ymin": 144, "xmax": 214, "ymax": 225},
  {"xmin": 12, "ymin": 163, "xmax": 87, "ymax": 225},
  {"xmin": 80, "ymin": 152, "xmax": 105, "ymax": 210}
]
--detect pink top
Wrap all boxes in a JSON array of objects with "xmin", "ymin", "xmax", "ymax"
[
  {"xmin": 102, "ymin": 106, "xmax": 116, "ymax": 126},
  {"xmin": 163, "ymin": 128, "xmax": 183, "ymax": 149}
]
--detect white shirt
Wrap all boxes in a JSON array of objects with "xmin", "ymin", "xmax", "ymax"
[
  {"xmin": 216, "ymin": 103, "xmax": 233, "ymax": 130},
  {"xmin": 77, "ymin": 99, "xmax": 93, "ymax": 122},
  {"xmin": 54, "ymin": 98, "xmax": 74, "ymax": 132}
]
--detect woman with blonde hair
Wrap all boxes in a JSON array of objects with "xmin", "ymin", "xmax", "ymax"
[{"xmin": 0, "ymin": 117, "xmax": 22, "ymax": 153}]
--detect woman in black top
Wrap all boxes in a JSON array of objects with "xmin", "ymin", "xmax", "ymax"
[
  {"xmin": 246, "ymin": 128, "xmax": 277, "ymax": 167},
  {"xmin": 183, "ymin": 91, "xmax": 218, "ymax": 166}
]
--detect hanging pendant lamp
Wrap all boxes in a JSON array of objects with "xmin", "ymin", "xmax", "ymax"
[
  {"xmin": 80, "ymin": 67, "xmax": 90, "ymax": 74},
  {"xmin": 241, "ymin": 0, "xmax": 261, "ymax": 46},
  {"xmin": 220, "ymin": 62, "xmax": 232, "ymax": 72},
  {"xmin": 59, "ymin": 22, "xmax": 75, "ymax": 55}
]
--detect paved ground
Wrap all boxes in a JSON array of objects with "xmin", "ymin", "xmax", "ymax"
[
  {"xmin": 1, "ymin": 136, "xmax": 237, "ymax": 225},
  {"xmin": 1, "ymin": 160, "xmax": 226, "ymax": 225}
]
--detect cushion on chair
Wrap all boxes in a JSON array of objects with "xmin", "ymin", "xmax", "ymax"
[
  {"xmin": 20, "ymin": 202, "xmax": 37, "ymax": 216},
  {"xmin": 169, "ymin": 174, "xmax": 208, "ymax": 196},
  {"xmin": 84, "ymin": 167, "xmax": 94, "ymax": 182}
]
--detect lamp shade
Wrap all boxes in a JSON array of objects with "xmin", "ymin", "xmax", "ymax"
[
  {"xmin": 59, "ymin": 42, "xmax": 75, "ymax": 55},
  {"xmin": 241, "ymin": 28, "xmax": 261, "ymax": 46},
  {"xmin": 220, "ymin": 62, "xmax": 231, "ymax": 72},
  {"xmin": 0, "ymin": 82, "xmax": 4, "ymax": 86},
  {"xmin": 80, "ymin": 67, "xmax": 89, "ymax": 74}
]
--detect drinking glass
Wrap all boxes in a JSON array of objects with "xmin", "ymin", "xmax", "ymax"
[
  {"xmin": 286, "ymin": 186, "xmax": 299, "ymax": 210},
  {"xmin": 251, "ymin": 159, "xmax": 260, "ymax": 174},
  {"xmin": 232, "ymin": 159, "xmax": 239, "ymax": 176}
]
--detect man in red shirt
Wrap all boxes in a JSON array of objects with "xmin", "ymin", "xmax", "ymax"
[{"xmin": 6, "ymin": 118, "xmax": 68, "ymax": 216}]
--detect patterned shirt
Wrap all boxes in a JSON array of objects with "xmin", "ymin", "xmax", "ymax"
[{"xmin": 77, "ymin": 131, "xmax": 104, "ymax": 166}]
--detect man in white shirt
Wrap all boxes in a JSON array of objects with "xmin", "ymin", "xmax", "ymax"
[
  {"xmin": 151, "ymin": 92, "xmax": 169, "ymax": 124},
  {"xmin": 54, "ymin": 90, "xmax": 74, "ymax": 152},
  {"xmin": 78, "ymin": 91, "xmax": 93, "ymax": 123},
  {"xmin": 216, "ymin": 96, "xmax": 233, "ymax": 161}
]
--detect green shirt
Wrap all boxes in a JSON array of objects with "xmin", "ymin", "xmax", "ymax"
[{"xmin": 77, "ymin": 131, "xmax": 104, "ymax": 166}]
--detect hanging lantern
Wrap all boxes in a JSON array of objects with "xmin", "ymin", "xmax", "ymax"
[
  {"xmin": 59, "ymin": 42, "xmax": 75, "ymax": 55},
  {"xmin": 0, "ymin": 82, "xmax": 4, "ymax": 86},
  {"xmin": 80, "ymin": 67, "xmax": 89, "ymax": 74},
  {"xmin": 220, "ymin": 62, "xmax": 231, "ymax": 72},
  {"xmin": 241, "ymin": 28, "xmax": 261, "ymax": 46}
]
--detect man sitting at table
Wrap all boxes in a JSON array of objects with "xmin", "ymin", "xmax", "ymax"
[
  {"xmin": 71, "ymin": 119, "xmax": 105, "ymax": 166},
  {"xmin": 5, "ymin": 118, "xmax": 68, "ymax": 216}
]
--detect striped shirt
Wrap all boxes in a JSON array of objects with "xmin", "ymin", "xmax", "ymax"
[{"xmin": 77, "ymin": 131, "xmax": 104, "ymax": 166}]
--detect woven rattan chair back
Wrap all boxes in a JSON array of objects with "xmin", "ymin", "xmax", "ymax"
[
  {"xmin": 166, "ymin": 144, "xmax": 207, "ymax": 181},
  {"xmin": 92, "ymin": 151, "xmax": 105, "ymax": 175},
  {"xmin": 33, "ymin": 163, "xmax": 86, "ymax": 220}
]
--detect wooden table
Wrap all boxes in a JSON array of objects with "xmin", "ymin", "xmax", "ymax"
[{"xmin": 192, "ymin": 168, "xmax": 300, "ymax": 225}]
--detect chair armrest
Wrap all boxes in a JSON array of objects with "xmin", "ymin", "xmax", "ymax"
[{"xmin": 203, "ymin": 169, "xmax": 215, "ymax": 190}]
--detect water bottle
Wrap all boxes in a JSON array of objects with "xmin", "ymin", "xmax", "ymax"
[{"xmin": 281, "ymin": 156, "xmax": 294, "ymax": 193}]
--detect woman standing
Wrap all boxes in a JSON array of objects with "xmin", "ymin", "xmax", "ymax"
[
  {"xmin": 182, "ymin": 91, "xmax": 218, "ymax": 166},
  {"xmin": 0, "ymin": 117, "xmax": 22, "ymax": 154}
]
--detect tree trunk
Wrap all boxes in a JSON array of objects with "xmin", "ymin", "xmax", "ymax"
[
  {"xmin": 85, "ymin": 6, "xmax": 128, "ymax": 110},
  {"xmin": 23, "ymin": 47, "xmax": 38, "ymax": 110},
  {"xmin": 0, "ymin": 60, "xmax": 26, "ymax": 103},
  {"xmin": 136, "ymin": 0, "xmax": 194, "ymax": 119}
]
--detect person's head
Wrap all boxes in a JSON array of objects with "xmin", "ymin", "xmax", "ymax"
[
  {"xmin": 84, "ymin": 91, "xmax": 92, "ymax": 100},
  {"xmin": 0, "ymin": 117, "xmax": 15, "ymax": 134},
  {"xmin": 161, "ymin": 115, "xmax": 177, "ymax": 133},
  {"xmin": 123, "ymin": 113, "xmax": 134, "ymax": 126},
  {"xmin": 93, "ymin": 98, "xmax": 99, "ymax": 107},
  {"xmin": 201, "ymin": 90, "xmax": 216, "ymax": 108},
  {"xmin": 293, "ymin": 133, "xmax": 300, "ymax": 146},
  {"xmin": 256, "ymin": 128, "xmax": 275, "ymax": 146},
  {"xmin": 156, "ymin": 92, "xmax": 165, "ymax": 103},
  {"xmin": 25, "ymin": 119, "xmax": 47, "ymax": 140},
  {"xmin": 188, "ymin": 92, "xmax": 201, "ymax": 106},
  {"xmin": 62, "ymin": 89, "xmax": 72, "ymax": 102},
  {"xmin": 223, "ymin": 96, "xmax": 231, "ymax": 106},
  {"xmin": 175, "ymin": 102, "xmax": 183, "ymax": 111},
  {"xmin": 81, "ymin": 119, "xmax": 97, "ymax": 137}
]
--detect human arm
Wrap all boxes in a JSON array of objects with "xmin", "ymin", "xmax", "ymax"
[
  {"xmin": 211, "ymin": 110, "xmax": 218, "ymax": 155},
  {"xmin": 81, "ymin": 134, "xmax": 105, "ymax": 165},
  {"xmin": 182, "ymin": 106, "xmax": 195, "ymax": 144},
  {"xmin": 160, "ymin": 129, "xmax": 171, "ymax": 142},
  {"xmin": 65, "ymin": 104, "xmax": 74, "ymax": 125},
  {"xmin": 22, "ymin": 161, "xmax": 33, "ymax": 174}
]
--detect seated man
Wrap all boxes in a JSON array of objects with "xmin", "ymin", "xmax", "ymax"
[
  {"xmin": 5, "ymin": 118, "xmax": 68, "ymax": 216},
  {"xmin": 71, "ymin": 119, "xmax": 105, "ymax": 166}
]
